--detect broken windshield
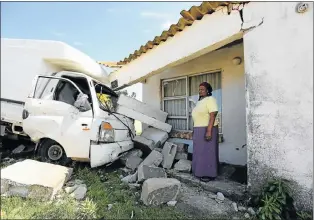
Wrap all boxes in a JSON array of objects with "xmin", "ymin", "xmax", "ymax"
[{"xmin": 93, "ymin": 81, "xmax": 118, "ymax": 112}]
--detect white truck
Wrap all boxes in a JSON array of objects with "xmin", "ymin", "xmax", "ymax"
[{"xmin": 0, "ymin": 38, "xmax": 135, "ymax": 167}]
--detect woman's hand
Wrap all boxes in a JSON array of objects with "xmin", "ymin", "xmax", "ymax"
[{"xmin": 205, "ymin": 130, "xmax": 212, "ymax": 141}]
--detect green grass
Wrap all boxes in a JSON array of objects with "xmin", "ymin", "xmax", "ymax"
[{"xmin": 1, "ymin": 165, "xmax": 187, "ymax": 219}]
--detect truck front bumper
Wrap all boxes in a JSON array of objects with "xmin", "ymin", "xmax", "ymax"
[{"xmin": 90, "ymin": 140, "xmax": 134, "ymax": 168}]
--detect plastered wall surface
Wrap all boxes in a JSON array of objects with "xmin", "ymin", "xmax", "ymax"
[{"xmin": 243, "ymin": 2, "xmax": 313, "ymax": 210}]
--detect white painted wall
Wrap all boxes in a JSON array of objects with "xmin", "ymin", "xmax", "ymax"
[
  {"xmin": 243, "ymin": 2, "xmax": 313, "ymax": 210},
  {"xmin": 142, "ymin": 43, "xmax": 247, "ymax": 166}
]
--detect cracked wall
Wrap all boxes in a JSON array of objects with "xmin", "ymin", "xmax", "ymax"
[{"xmin": 243, "ymin": 2, "xmax": 313, "ymax": 210}]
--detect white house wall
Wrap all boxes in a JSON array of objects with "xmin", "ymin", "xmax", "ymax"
[
  {"xmin": 243, "ymin": 2, "xmax": 313, "ymax": 210},
  {"xmin": 142, "ymin": 43, "xmax": 247, "ymax": 166}
]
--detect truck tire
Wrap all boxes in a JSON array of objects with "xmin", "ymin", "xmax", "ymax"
[{"xmin": 38, "ymin": 139, "xmax": 71, "ymax": 166}]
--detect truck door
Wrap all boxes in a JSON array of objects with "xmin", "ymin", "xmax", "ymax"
[{"xmin": 23, "ymin": 75, "xmax": 93, "ymax": 160}]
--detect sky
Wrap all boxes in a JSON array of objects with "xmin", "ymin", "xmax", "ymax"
[{"xmin": 1, "ymin": 1, "xmax": 201, "ymax": 63}]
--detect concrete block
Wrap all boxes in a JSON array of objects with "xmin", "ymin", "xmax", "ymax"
[
  {"xmin": 175, "ymin": 143, "xmax": 189, "ymax": 153},
  {"xmin": 174, "ymin": 159, "xmax": 192, "ymax": 173},
  {"xmin": 141, "ymin": 127, "xmax": 169, "ymax": 147},
  {"xmin": 121, "ymin": 171, "xmax": 138, "ymax": 184},
  {"xmin": 118, "ymin": 94, "xmax": 168, "ymax": 122},
  {"xmin": 120, "ymin": 149, "xmax": 143, "ymax": 165},
  {"xmin": 138, "ymin": 150, "xmax": 163, "ymax": 169},
  {"xmin": 162, "ymin": 142, "xmax": 177, "ymax": 169},
  {"xmin": 116, "ymin": 105, "xmax": 172, "ymax": 132},
  {"xmin": 175, "ymin": 152, "xmax": 188, "ymax": 160},
  {"xmin": 138, "ymin": 165, "xmax": 167, "ymax": 182},
  {"xmin": 133, "ymin": 136, "xmax": 155, "ymax": 152},
  {"xmin": 126, "ymin": 155, "xmax": 143, "ymax": 171},
  {"xmin": 140, "ymin": 178, "xmax": 181, "ymax": 206},
  {"xmin": 1, "ymin": 159, "xmax": 72, "ymax": 200}
]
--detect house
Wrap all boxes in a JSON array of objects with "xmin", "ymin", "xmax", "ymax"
[{"xmin": 107, "ymin": 2, "xmax": 313, "ymax": 210}]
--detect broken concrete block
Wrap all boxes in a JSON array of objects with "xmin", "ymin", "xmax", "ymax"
[
  {"xmin": 174, "ymin": 152, "xmax": 188, "ymax": 160},
  {"xmin": 232, "ymin": 202, "xmax": 238, "ymax": 212},
  {"xmin": 216, "ymin": 192, "xmax": 225, "ymax": 201},
  {"xmin": 161, "ymin": 142, "xmax": 177, "ymax": 169},
  {"xmin": 65, "ymin": 185, "xmax": 78, "ymax": 194},
  {"xmin": 174, "ymin": 159, "xmax": 192, "ymax": 173},
  {"xmin": 175, "ymin": 143, "xmax": 189, "ymax": 153},
  {"xmin": 120, "ymin": 167, "xmax": 132, "ymax": 175},
  {"xmin": 244, "ymin": 213, "xmax": 250, "ymax": 219},
  {"xmin": 140, "ymin": 178, "xmax": 181, "ymax": 206},
  {"xmin": 154, "ymin": 148, "xmax": 162, "ymax": 153},
  {"xmin": 133, "ymin": 136, "xmax": 155, "ymax": 152},
  {"xmin": 167, "ymin": 200, "xmax": 177, "ymax": 206},
  {"xmin": 138, "ymin": 165, "xmax": 167, "ymax": 182},
  {"xmin": 116, "ymin": 105, "xmax": 172, "ymax": 132},
  {"xmin": 141, "ymin": 127, "xmax": 169, "ymax": 147},
  {"xmin": 70, "ymin": 184, "xmax": 87, "ymax": 200},
  {"xmin": 126, "ymin": 155, "xmax": 143, "ymax": 171},
  {"xmin": 248, "ymin": 207, "xmax": 256, "ymax": 215},
  {"xmin": 121, "ymin": 171, "xmax": 138, "ymax": 184},
  {"xmin": 120, "ymin": 149, "xmax": 143, "ymax": 165},
  {"xmin": 1, "ymin": 159, "xmax": 72, "ymax": 200},
  {"xmin": 128, "ymin": 183, "xmax": 141, "ymax": 190},
  {"xmin": 238, "ymin": 206, "xmax": 247, "ymax": 212},
  {"xmin": 138, "ymin": 150, "xmax": 163, "ymax": 169},
  {"xmin": 118, "ymin": 94, "xmax": 168, "ymax": 122}
]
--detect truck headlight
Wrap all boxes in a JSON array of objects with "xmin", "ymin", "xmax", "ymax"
[{"xmin": 99, "ymin": 122, "xmax": 115, "ymax": 143}]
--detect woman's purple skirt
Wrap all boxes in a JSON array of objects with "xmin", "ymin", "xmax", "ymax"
[{"xmin": 192, "ymin": 126, "xmax": 219, "ymax": 178}]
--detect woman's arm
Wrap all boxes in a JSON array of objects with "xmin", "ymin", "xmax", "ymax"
[
  {"xmin": 205, "ymin": 97, "xmax": 219, "ymax": 141},
  {"xmin": 205, "ymin": 111, "xmax": 218, "ymax": 140}
]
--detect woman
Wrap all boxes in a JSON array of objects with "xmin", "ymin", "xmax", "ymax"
[{"xmin": 191, "ymin": 82, "xmax": 219, "ymax": 182}]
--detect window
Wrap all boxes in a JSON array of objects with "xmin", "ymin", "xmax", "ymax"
[
  {"xmin": 34, "ymin": 77, "xmax": 80, "ymax": 107},
  {"xmin": 162, "ymin": 71, "xmax": 222, "ymax": 133},
  {"xmin": 94, "ymin": 81, "xmax": 118, "ymax": 112}
]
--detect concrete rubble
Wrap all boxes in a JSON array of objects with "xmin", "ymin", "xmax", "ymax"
[
  {"xmin": 1, "ymin": 159, "xmax": 73, "ymax": 200},
  {"xmin": 125, "ymin": 155, "xmax": 143, "ymax": 171},
  {"xmin": 138, "ymin": 150, "xmax": 163, "ymax": 168},
  {"xmin": 141, "ymin": 127, "xmax": 168, "ymax": 147},
  {"xmin": 64, "ymin": 179, "xmax": 87, "ymax": 200},
  {"xmin": 116, "ymin": 95, "xmax": 171, "ymax": 132},
  {"xmin": 174, "ymin": 143, "xmax": 189, "ymax": 160},
  {"xmin": 120, "ymin": 149, "xmax": 143, "ymax": 166},
  {"xmin": 174, "ymin": 159, "xmax": 192, "ymax": 173},
  {"xmin": 161, "ymin": 142, "xmax": 177, "ymax": 169},
  {"xmin": 140, "ymin": 178, "xmax": 181, "ymax": 206},
  {"xmin": 138, "ymin": 165, "xmax": 167, "ymax": 182}
]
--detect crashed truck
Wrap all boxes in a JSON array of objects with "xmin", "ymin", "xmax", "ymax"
[{"xmin": 1, "ymin": 38, "xmax": 172, "ymax": 168}]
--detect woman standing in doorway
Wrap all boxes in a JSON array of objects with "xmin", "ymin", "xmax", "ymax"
[{"xmin": 191, "ymin": 82, "xmax": 219, "ymax": 182}]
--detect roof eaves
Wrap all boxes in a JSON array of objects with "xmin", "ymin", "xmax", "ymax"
[{"xmin": 117, "ymin": 1, "xmax": 244, "ymax": 66}]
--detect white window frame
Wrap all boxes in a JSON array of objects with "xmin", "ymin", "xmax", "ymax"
[{"xmin": 161, "ymin": 70, "xmax": 222, "ymax": 133}]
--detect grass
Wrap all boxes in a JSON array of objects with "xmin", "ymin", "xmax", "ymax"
[{"xmin": 1, "ymin": 163, "xmax": 187, "ymax": 219}]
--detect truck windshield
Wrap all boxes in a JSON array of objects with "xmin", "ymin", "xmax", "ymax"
[{"xmin": 93, "ymin": 81, "xmax": 118, "ymax": 112}]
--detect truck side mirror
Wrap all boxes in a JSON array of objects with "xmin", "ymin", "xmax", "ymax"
[{"xmin": 74, "ymin": 93, "xmax": 92, "ymax": 112}]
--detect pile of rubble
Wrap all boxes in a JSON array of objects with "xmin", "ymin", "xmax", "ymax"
[
  {"xmin": 119, "ymin": 126, "xmax": 192, "ymax": 206},
  {"xmin": 115, "ymin": 94, "xmax": 196, "ymax": 206}
]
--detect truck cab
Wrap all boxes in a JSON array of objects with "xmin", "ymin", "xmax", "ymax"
[{"xmin": 23, "ymin": 71, "xmax": 135, "ymax": 167}]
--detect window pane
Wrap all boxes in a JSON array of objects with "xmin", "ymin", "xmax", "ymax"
[
  {"xmin": 54, "ymin": 80, "xmax": 79, "ymax": 106},
  {"xmin": 163, "ymin": 78, "xmax": 186, "ymax": 97},
  {"xmin": 164, "ymin": 99, "xmax": 186, "ymax": 116},
  {"xmin": 189, "ymin": 71, "xmax": 221, "ymax": 96},
  {"xmin": 34, "ymin": 77, "xmax": 57, "ymax": 100},
  {"xmin": 167, "ymin": 118, "xmax": 187, "ymax": 130}
]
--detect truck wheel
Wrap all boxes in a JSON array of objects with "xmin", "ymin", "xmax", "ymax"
[{"xmin": 38, "ymin": 139, "xmax": 71, "ymax": 166}]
